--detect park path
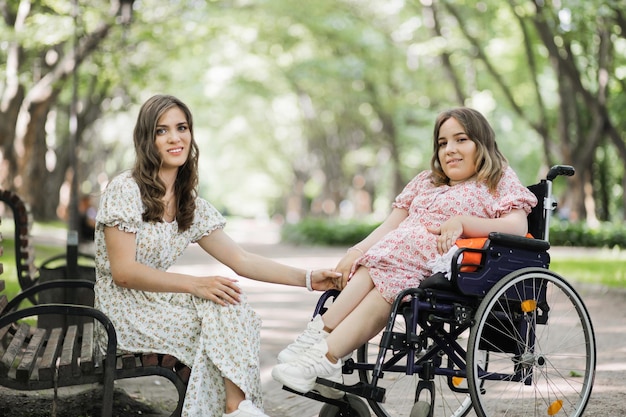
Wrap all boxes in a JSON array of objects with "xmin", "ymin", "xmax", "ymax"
[{"xmin": 29, "ymin": 219, "xmax": 626, "ymax": 416}]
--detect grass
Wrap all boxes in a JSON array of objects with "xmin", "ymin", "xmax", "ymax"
[{"xmin": 550, "ymin": 249, "xmax": 626, "ymax": 288}]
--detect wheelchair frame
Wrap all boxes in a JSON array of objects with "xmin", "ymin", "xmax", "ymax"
[{"xmin": 283, "ymin": 165, "xmax": 596, "ymax": 417}]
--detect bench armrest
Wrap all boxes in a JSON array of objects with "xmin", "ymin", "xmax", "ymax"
[
  {"xmin": 1, "ymin": 279, "xmax": 94, "ymax": 315},
  {"xmin": 0, "ymin": 303, "xmax": 117, "ymax": 358}
]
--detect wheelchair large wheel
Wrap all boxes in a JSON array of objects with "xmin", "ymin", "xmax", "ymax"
[
  {"xmin": 357, "ymin": 317, "xmax": 473, "ymax": 417},
  {"xmin": 318, "ymin": 394, "xmax": 371, "ymax": 417},
  {"xmin": 467, "ymin": 267, "xmax": 596, "ymax": 417}
]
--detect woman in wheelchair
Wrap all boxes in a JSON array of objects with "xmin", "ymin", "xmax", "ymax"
[{"xmin": 271, "ymin": 107, "xmax": 538, "ymax": 398}]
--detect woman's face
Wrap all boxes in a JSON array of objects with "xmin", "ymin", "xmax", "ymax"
[
  {"xmin": 154, "ymin": 106, "xmax": 191, "ymax": 171},
  {"xmin": 437, "ymin": 116, "xmax": 478, "ymax": 185}
]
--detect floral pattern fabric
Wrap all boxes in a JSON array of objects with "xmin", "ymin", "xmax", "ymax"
[
  {"xmin": 357, "ymin": 167, "xmax": 537, "ymax": 303},
  {"xmin": 94, "ymin": 171, "xmax": 263, "ymax": 417}
]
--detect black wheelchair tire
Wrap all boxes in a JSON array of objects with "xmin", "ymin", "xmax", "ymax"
[{"xmin": 318, "ymin": 394, "xmax": 370, "ymax": 417}]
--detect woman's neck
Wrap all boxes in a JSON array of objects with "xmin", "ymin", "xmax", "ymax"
[{"xmin": 159, "ymin": 169, "xmax": 178, "ymax": 194}]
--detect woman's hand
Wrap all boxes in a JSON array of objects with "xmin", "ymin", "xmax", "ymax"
[
  {"xmin": 334, "ymin": 250, "xmax": 362, "ymax": 290},
  {"xmin": 190, "ymin": 276, "xmax": 242, "ymax": 306},
  {"xmin": 429, "ymin": 217, "xmax": 464, "ymax": 255},
  {"xmin": 310, "ymin": 269, "xmax": 344, "ymax": 291}
]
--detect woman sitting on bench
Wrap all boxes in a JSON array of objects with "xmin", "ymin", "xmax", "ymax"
[{"xmin": 94, "ymin": 94, "xmax": 341, "ymax": 417}]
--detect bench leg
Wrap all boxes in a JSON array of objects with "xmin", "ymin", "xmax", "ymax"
[{"xmin": 101, "ymin": 359, "xmax": 115, "ymax": 417}]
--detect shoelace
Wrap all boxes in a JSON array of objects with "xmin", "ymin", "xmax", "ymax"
[
  {"xmin": 293, "ymin": 327, "xmax": 322, "ymax": 347},
  {"xmin": 295, "ymin": 344, "xmax": 328, "ymax": 369}
]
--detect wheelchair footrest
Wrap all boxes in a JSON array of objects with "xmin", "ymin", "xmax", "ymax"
[{"xmin": 316, "ymin": 378, "xmax": 386, "ymax": 403}]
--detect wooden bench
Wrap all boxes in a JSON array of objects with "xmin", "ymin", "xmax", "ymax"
[{"xmin": 0, "ymin": 190, "xmax": 191, "ymax": 417}]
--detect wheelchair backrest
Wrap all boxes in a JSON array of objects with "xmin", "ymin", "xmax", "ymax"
[{"xmin": 527, "ymin": 182, "xmax": 548, "ymax": 241}]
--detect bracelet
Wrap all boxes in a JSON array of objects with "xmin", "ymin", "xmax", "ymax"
[
  {"xmin": 305, "ymin": 269, "xmax": 313, "ymax": 292},
  {"xmin": 348, "ymin": 246, "xmax": 365, "ymax": 255}
]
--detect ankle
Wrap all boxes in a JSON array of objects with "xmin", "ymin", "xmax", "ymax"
[
  {"xmin": 224, "ymin": 401, "xmax": 239, "ymax": 414},
  {"xmin": 325, "ymin": 352, "xmax": 339, "ymax": 364}
]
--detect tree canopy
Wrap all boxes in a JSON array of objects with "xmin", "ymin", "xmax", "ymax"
[{"xmin": 1, "ymin": 0, "xmax": 624, "ymax": 226}]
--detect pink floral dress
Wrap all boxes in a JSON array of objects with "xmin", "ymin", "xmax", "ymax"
[
  {"xmin": 94, "ymin": 172, "xmax": 263, "ymax": 417},
  {"xmin": 357, "ymin": 167, "xmax": 537, "ymax": 303}
]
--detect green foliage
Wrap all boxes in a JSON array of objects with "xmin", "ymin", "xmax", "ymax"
[
  {"xmin": 282, "ymin": 217, "xmax": 626, "ymax": 249},
  {"xmin": 281, "ymin": 218, "xmax": 381, "ymax": 246},
  {"xmin": 549, "ymin": 221, "xmax": 626, "ymax": 249},
  {"xmin": 3, "ymin": 0, "xmax": 626, "ymax": 227}
]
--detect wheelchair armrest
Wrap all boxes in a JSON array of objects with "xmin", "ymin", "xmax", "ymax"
[{"xmin": 488, "ymin": 232, "xmax": 550, "ymax": 252}]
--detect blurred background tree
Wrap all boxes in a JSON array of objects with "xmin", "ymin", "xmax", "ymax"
[{"xmin": 1, "ymin": 0, "xmax": 624, "ymax": 229}]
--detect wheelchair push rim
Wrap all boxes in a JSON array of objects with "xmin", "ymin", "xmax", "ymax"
[{"xmin": 467, "ymin": 267, "xmax": 596, "ymax": 417}]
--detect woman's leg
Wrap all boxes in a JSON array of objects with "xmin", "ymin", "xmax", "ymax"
[
  {"xmin": 271, "ymin": 269, "xmax": 392, "ymax": 396},
  {"xmin": 224, "ymin": 379, "xmax": 246, "ymax": 413},
  {"xmin": 325, "ymin": 286, "xmax": 392, "ymax": 360},
  {"xmin": 277, "ymin": 266, "xmax": 377, "ymax": 364},
  {"xmin": 321, "ymin": 266, "xmax": 375, "ymax": 330}
]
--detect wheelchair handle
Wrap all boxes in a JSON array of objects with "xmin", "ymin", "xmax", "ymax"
[{"xmin": 547, "ymin": 165, "xmax": 575, "ymax": 181}]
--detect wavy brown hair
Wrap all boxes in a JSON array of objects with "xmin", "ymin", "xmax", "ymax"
[
  {"xmin": 430, "ymin": 107, "xmax": 508, "ymax": 193},
  {"xmin": 131, "ymin": 94, "xmax": 199, "ymax": 231}
]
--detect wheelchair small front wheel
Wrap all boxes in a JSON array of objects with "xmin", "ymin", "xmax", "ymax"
[
  {"xmin": 410, "ymin": 401, "xmax": 431, "ymax": 417},
  {"xmin": 467, "ymin": 267, "xmax": 596, "ymax": 417},
  {"xmin": 318, "ymin": 394, "xmax": 370, "ymax": 417},
  {"xmin": 357, "ymin": 318, "xmax": 473, "ymax": 417}
]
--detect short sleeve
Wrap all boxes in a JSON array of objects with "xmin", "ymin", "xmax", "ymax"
[
  {"xmin": 96, "ymin": 172, "xmax": 143, "ymax": 233},
  {"xmin": 493, "ymin": 167, "xmax": 538, "ymax": 217},
  {"xmin": 392, "ymin": 170, "xmax": 433, "ymax": 210},
  {"xmin": 189, "ymin": 198, "xmax": 226, "ymax": 242}
]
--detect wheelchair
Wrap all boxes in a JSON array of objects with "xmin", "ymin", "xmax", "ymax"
[{"xmin": 282, "ymin": 165, "xmax": 596, "ymax": 417}]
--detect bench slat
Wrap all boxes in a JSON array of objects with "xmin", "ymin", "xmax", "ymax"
[
  {"xmin": 161, "ymin": 354, "xmax": 177, "ymax": 368},
  {"xmin": 79, "ymin": 321, "xmax": 95, "ymax": 373},
  {"xmin": 0, "ymin": 323, "xmax": 30, "ymax": 374},
  {"xmin": 58, "ymin": 325, "xmax": 78, "ymax": 380},
  {"xmin": 16, "ymin": 327, "xmax": 47, "ymax": 382},
  {"xmin": 141, "ymin": 353, "xmax": 159, "ymax": 367},
  {"xmin": 39, "ymin": 327, "xmax": 63, "ymax": 381},
  {"xmin": 121, "ymin": 354, "xmax": 137, "ymax": 370},
  {"xmin": 0, "ymin": 293, "xmax": 7, "ymax": 313},
  {"xmin": 176, "ymin": 365, "xmax": 191, "ymax": 383}
]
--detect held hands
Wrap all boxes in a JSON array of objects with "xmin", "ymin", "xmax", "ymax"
[
  {"xmin": 191, "ymin": 276, "xmax": 242, "ymax": 306},
  {"xmin": 333, "ymin": 249, "xmax": 362, "ymax": 290},
  {"xmin": 309, "ymin": 269, "xmax": 344, "ymax": 291}
]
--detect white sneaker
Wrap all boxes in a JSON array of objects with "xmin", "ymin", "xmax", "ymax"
[
  {"xmin": 223, "ymin": 400, "xmax": 269, "ymax": 417},
  {"xmin": 272, "ymin": 339, "xmax": 344, "ymax": 399},
  {"xmin": 277, "ymin": 315, "xmax": 328, "ymax": 364}
]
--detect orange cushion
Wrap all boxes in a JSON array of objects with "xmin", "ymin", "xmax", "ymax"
[
  {"xmin": 456, "ymin": 238, "xmax": 488, "ymax": 272},
  {"xmin": 455, "ymin": 234, "xmax": 534, "ymax": 272}
]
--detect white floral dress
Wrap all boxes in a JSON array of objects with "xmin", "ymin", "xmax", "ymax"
[
  {"xmin": 355, "ymin": 167, "xmax": 538, "ymax": 303},
  {"xmin": 94, "ymin": 171, "xmax": 263, "ymax": 417}
]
